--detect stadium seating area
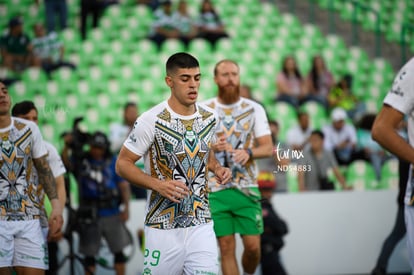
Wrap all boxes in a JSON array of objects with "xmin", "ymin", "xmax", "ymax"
[
  {"xmin": 317, "ymin": 0, "xmax": 414, "ymax": 49},
  {"xmin": 1, "ymin": 0, "xmax": 406, "ymax": 192}
]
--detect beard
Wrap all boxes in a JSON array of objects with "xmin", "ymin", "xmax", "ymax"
[{"xmin": 218, "ymin": 84, "xmax": 240, "ymax": 104}]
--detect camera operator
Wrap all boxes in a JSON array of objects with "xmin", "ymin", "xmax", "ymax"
[{"xmin": 62, "ymin": 130, "xmax": 131, "ymax": 275}]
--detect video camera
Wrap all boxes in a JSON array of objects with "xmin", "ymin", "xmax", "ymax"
[{"xmin": 61, "ymin": 117, "xmax": 92, "ymax": 159}]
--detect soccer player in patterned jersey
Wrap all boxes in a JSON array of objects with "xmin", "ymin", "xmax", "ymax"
[
  {"xmin": 372, "ymin": 57, "xmax": 414, "ymax": 273},
  {"xmin": 116, "ymin": 52, "xmax": 231, "ymax": 275},
  {"xmin": 204, "ymin": 59, "xmax": 274, "ymax": 275},
  {"xmin": 0, "ymin": 82, "xmax": 63, "ymax": 275}
]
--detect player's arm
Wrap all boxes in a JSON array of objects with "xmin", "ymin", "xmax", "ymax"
[
  {"xmin": 372, "ymin": 105, "xmax": 414, "ymax": 164},
  {"xmin": 33, "ymin": 155, "xmax": 63, "ymax": 237},
  {"xmin": 233, "ymin": 134, "xmax": 274, "ymax": 166},
  {"xmin": 208, "ymin": 150, "xmax": 231, "ymax": 185},
  {"xmin": 116, "ymin": 146, "xmax": 188, "ymax": 203},
  {"xmin": 332, "ymin": 167, "xmax": 348, "ymax": 190},
  {"xmin": 252, "ymin": 134, "xmax": 274, "ymax": 159},
  {"xmin": 118, "ymin": 179, "xmax": 131, "ymax": 222},
  {"xmin": 55, "ymin": 174, "xmax": 66, "ymax": 208}
]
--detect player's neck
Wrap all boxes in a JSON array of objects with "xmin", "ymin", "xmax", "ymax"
[
  {"xmin": 0, "ymin": 115, "xmax": 11, "ymax": 129},
  {"xmin": 167, "ymin": 98, "xmax": 196, "ymax": 116}
]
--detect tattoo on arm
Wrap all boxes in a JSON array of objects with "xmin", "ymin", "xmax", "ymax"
[{"xmin": 33, "ymin": 156, "xmax": 58, "ymax": 200}]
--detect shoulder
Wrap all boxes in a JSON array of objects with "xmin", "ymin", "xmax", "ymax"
[
  {"xmin": 197, "ymin": 102, "xmax": 216, "ymax": 115},
  {"xmin": 131, "ymin": 102, "xmax": 167, "ymax": 131},
  {"xmin": 13, "ymin": 117, "xmax": 38, "ymax": 132},
  {"xmin": 201, "ymin": 97, "xmax": 216, "ymax": 108},
  {"xmin": 242, "ymin": 98, "xmax": 266, "ymax": 113},
  {"xmin": 43, "ymin": 141, "xmax": 62, "ymax": 160},
  {"xmin": 344, "ymin": 123, "xmax": 356, "ymax": 131},
  {"xmin": 43, "ymin": 140, "xmax": 58, "ymax": 153},
  {"xmin": 140, "ymin": 102, "xmax": 167, "ymax": 120}
]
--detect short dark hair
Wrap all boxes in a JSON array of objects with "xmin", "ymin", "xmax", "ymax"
[
  {"xmin": 123, "ymin": 101, "xmax": 136, "ymax": 110},
  {"xmin": 311, "ymin": 129, "xmax": 324, "ymax": 139},
  {"xmin": 166, "ymin": 52, "xmax": 199, "ymax": 75},
  {"xmin": 12, "ymin": 100, "xmax": 37, "ymax": 116},
  {"xmin": 269, "ymin": 120, "xmax": 279, "ymax": 128},
  {"xmin": 296, "ymin": 109, "xmax": 308, "ymax": 119}
]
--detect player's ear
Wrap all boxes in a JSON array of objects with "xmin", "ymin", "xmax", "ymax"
[{"xmin": 165, "ymin": 75, "xmax": 173, "ymax": 88}]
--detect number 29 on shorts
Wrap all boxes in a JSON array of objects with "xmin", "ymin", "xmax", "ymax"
[{"xmin": 144, "ymin": 249, "xmax": 161, "ymax": 266}]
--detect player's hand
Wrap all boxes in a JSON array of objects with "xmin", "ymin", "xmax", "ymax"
[
  {"xmin": 47, "ymin": 199, "xmax": 64, "ymax": 241},
  {"xmin": 230, "ymin": 149, "xmax": 250, "ymax": 165},
  {"xmin": 213, "ymin": 135, "xmax": 228, "ymax": 152},
  {"xmin": 342, "ymin": 184, "xmax": 353, "ymax": 191},
  {"xmin": 215, "ymin": 166, "xmax": 232, "ymax": 185},
  {"xmin": 120, "ymin": 207, "xmax": 129, "ymax": 222},
  {"xmin": 156, "ymin": 179, "xmax": 189, "ymax": 203},
  {"xmin": 47, "ymin": 212, "xmax": 63, "ymax": 241},
  {"xmin": 48, "ymin": 230, "xmax": 64, "ymax": 242}
]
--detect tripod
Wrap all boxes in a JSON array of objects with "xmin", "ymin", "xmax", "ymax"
[
  {"xmin": 56, "ymin": 173, "xmax": 91, "ymax": 275},
  {"xmin": 57, "ymin": 174, "xmax": 135, "ymax": 275}
]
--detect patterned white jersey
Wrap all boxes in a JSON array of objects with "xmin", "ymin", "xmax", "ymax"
[
  {"xmin": 0, "ymin": 117, "xmax": 47, "ymax": 221},
  {"xmin": 204, "ymin": 97, "xmax": 271, "ymax": 192},
  {"xmin": 383, "ymin": 57, "xmax": 414, "ymax": 206},
  {"xmin": 124, "ymin": 101, "xmax": 216, "ymax": 229}
]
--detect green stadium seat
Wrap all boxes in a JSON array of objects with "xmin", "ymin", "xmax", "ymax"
[
  {"xmin": 160, "ymin": 39, "xmax": 186, "ymax": 55},
  {"xmin": 60, "ymin": 27, "xmax": 81, "ymax": 48},
  {"xmin": 299, "ymin": 101, "xmax": 328, "ymax": 129},
  {"xmin": 379, "ymin": 158, "xmax": 399, "ymax": 190},
  {"xmin": 21, "ymin": 67, "xmax": 47, "ymax": 83},
  {"xmin": 21, "ymin": 67, "xmax": 48, "ymax": 95},
  {"xmin": 286, "ymin": 169, "xmax": 299, "ymax": 193},
  {"xmin": 267, "ymin": 102, "xmax": 297, "ymax": 142},
  {"xmin": 346, "ymin": 160, "xmax": 378, "ymax": 190},
  {"xmin": 8, "ymin": 81, "xmax": 33, "ymax": 102},
  {"xmin": 79, "ymin": 40, "xmax": 101, "ymax": 66},
  {"xmin": 188, "ymin": 38, "xmax": 213, "ymax": 61},
  {"xmin": 280, "ymin": 13, "xmax": 303, "ymax": 38}
]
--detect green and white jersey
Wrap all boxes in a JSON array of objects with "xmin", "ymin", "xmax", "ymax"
[
  {"xmin": 32, "ymin": 32, "xmax": 62, "ymax": 62},
  {"xmin": 124, "ymin": 101, "xmax": 216, "ymax": 229}
]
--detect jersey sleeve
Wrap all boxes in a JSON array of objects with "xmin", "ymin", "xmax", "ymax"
[
  {"xmin": 253, "ymin": 103, "xmax": 271, "ymax": 138},
  {"xmin": 123, "ymin": 113, "xmax": 155, "ymax": 157},
  {"xmin": 30, "ymin": 122, "xmax": 48, "ymax": 159},
  {"xmin": 383, "ymin": 58, "xmax": 414, "ymax": 115},
  {"xmin": 45, "ymin": 142, "xmax": 66, "ymax": 178}
]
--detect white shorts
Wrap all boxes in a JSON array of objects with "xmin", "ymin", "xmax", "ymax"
[
  {"xmin": 405, "ymin": 205, "xmax": 414, "ymax": 273},
  {"xmin": 143, "ymin": 222, "xmax": 219, "ymax": 275},
  {"xmin": 0, "ymin": 219, "xmax": 48, "ymax": 270}
]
